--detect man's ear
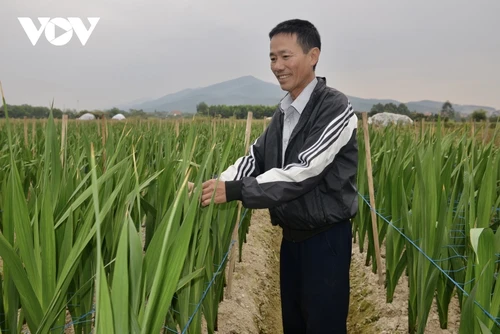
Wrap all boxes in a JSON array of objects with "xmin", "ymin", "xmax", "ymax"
[{"xmin": 309, "ymin": 47, "xmax": 320, "ymax": 68}]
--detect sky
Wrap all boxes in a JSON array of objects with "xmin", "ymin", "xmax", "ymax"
[{"xmin": 1, "ymin": 0, "xmax": 499, "ymax": 111}]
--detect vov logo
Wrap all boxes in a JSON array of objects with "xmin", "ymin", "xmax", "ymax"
[{"xmin": 18, "ymin": 17, "xmax": 100, "ymax": 46}]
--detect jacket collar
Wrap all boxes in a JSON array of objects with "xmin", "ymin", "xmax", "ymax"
[
  {"xmin": 281, "ymin": 76, "xmax": 327, "ymax": 162},
  {"xmin": 279, "ymin": 77, "xmax": 318, "ymax": 115}
]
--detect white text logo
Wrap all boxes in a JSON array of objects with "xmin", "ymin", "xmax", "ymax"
[{"xmin": 18, "ymin": 17, "xmax": 100, "ymax": 46}]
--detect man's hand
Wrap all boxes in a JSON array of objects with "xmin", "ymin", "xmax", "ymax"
[{"xmin": 201, "ymin": 179, "xmax": 227, "ymax": 207}]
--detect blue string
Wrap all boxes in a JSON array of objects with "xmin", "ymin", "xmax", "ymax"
[
  {"xmin": 179, "ymin": 239, "xmax": 235, "ymax": 334},
  {"xmin": 432, "ymin": 254, "xmax": 466, "ymax": 262},
  {"xmin": 443, "ymin": 267, "xmax": 468, "ymax": 274},
  {"xmin": 16, "ymin": 307, "xmax": 96, "ymax": 334},
  {"xmin": 358, "ymin": 193, "xmax": 500, "ymax": 329},
  {"xmin": 58, "ymin": 308, "xmax": 95, "ymax": 333},
  {"xmin": 13, "ymin": 208, "xmax": 250, "ymax": 334},
  {"xmin": 162, "ymin": 208, "xmax": 249, "ymax": 334},
  {"xmin": 165, "ymin": 326, "xmax": 180, "ymax": 333},
  {"xmin": 238, "ymin": 208, "xmax": 249, "ymax": 230}
]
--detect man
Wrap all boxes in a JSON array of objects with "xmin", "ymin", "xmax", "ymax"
[{"xmin": 200, "ymin": 19, "xmax": 358, "ymax": 334}]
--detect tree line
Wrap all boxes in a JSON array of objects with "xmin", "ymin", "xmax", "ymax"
[
  {"xmin": 368, "ymin": 100, "xmax": 498, "ymax": 123},
  {"xmin": 196, "ymin": 102, "xmax": 276, "ymax": 119},
  {"xmin": 0, "ymin": 105, "xmax": 176, "ymax": 119},
  {"xmin": 196, "ymin": 100, "xmax": 498, "ymax": 123},
  {"xmin": 2, "ymin": 101, "xmax": 497, "ymax": 123},
  {"xmin": 0, "ymin": 104, "xmax": 65, "ymax": 119}
]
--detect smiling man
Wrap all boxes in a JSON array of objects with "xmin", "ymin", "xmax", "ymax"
[{"xmin": 201, "ymin": 19, "xmax": 358, "ymax": 333}]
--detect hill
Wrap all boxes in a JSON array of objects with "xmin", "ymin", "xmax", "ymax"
[
  {"xmin": 405, "ymin": 100, "xmax": 496, "ymax": 115},
  {"xmin": 125, "ymin": 76, "xmax": 284, "ymax": 113},
  {"xmin": 117, "ymin": 76, "xmax": 496, "ymax": 115}
]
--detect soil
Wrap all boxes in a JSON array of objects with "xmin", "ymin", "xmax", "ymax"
[
  {"xmin": 210, "ymin": 209, "xmax": 462, "ymax": 334},
  {"xmin": 204, "ymin": 209, "xmax": 283, "ymax": 334},
  {"xmin": 347, "ymin": 240, "xmax": 461, "ymax": 334}
]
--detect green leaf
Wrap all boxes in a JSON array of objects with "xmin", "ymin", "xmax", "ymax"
[
  {"xmin": 176, "ymin": 267, "xmax": 206, "ymax": 292},
  {"xmin": 111, "ymin": 215, "xmax": 130, "ymax": 334}
]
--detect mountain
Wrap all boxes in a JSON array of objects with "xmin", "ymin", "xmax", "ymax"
[
  {"xmin": 112, "ymin": 96, "xmax": 154, "ymax": 110},
  {"xmin": 405, "ymin": 100, "xmax": 496, "ymax": 115},
  {"xmin": 346, "ymin": 97, "xmax": 401, "ymax": 113},
  {"xmin": 127, "ymin": 76, "xmax": 285, "ymax": 113},
  {"xmin": 119, "ymin": 75, "xmax": 497, "ymax": 115}
]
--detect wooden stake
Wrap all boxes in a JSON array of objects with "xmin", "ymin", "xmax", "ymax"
[
  {"xmin": 60, "ymin": 114, "xmax": 68, "ymax": 166},
  {"xmin": 212, "ymin": 119, "xmax": 216, "ymax": 139},
  {"xmin": 483, "ymin": 120, "xmax": 489, "ymax": 144},
  {"xmin": 24, "ymin": 116, "xmax": 28, "ymax": 148},
  {"xmin": 31, "ymin": 119, "xmax": 36, "ymax": 157},
  {"xmin": 226, "ymin": 111, "xmax": 253, "ymax": 299},
  {"xmin": 362, "ymin": 113, "xmax": 384, "ymax": 285},
  {"xmin": 101, "ymin": 117, "xmax": 107, "ymax": 170}
]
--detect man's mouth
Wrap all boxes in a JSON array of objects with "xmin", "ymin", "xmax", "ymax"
[{"xmin": 277, "ymin": 74, "xmax": 291, "ymax": 80}]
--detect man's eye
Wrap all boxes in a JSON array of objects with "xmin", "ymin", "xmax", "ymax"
[{"xmin": 283, "ymin": 55, "xmax": 290, "ymax": 59}]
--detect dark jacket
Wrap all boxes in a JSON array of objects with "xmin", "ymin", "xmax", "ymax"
[{"xmin": 223, "ymin": 77, "xmax": 358, "ymax": 241}]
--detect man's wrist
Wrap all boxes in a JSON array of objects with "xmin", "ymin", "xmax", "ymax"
[{"xmin": 225, "ymin": 180, "xmax": 243, "ymax": 202}]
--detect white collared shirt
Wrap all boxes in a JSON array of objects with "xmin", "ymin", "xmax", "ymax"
[{"xmin": 279, "ymin": 77, "xmax": 318, "ymax": 165}]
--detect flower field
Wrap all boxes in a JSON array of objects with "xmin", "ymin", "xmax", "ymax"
[
  {"xmin": 1, "ymin": 90, "xmax": 499, "ymax": 333},
  {"xmin": 355, "ymin": 120, "xmax": 500, "ymax": 334},
  {"xmin": 0, "ymin": 99, "xmax": 259, "ymax": 333}
]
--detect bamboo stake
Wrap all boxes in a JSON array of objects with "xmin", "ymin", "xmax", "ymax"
[
  {"xmin": 362, "ymin": 113, "xmax": 384, "ymax": 285},
  {"xmin": 226, "ymin": 111, "xmax": 253, "ymax": 298},
  {"xmin": 31, "ymin": 119, "xmax": 36, "ymax": 157},
  {"xmin": 212, "ymin": 119, "xmax": 217, "ymax": 139},
  {"xmin": 421, "ymin": 119, "xmax": 425, "ymax": 139},
  {"xmin": 101, "ymin": 117, "xmax": 107, "ymax": 170},
  {"xmin": 483, "ymin": 120, "xmax": 489, "ymax": 144},
  {"xmin": 60, "ymin": 114, "xmax": 68, "ymax": 166},
  {"xmin": 24, "ymin": 116, "xmax": 28, "ymax": 147}
]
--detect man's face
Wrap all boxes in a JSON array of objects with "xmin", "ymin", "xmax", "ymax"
[{"xmin": 270, "ymin": 33, "xmax": 318, "ymax": 100}]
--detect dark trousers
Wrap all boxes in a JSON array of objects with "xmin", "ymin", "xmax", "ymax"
[{"xmin": 280, "ymin": 221, "xmax": 352, "ymax": 334}]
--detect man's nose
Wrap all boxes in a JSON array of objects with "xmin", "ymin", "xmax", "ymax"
[{"xmin": 272, "ymin": 59, "xmax": 285, "ymax": 72}]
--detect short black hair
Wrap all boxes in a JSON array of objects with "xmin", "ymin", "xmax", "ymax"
[{"xmin": 269, "ymin": 19, "xmax": 321, "ymax": 70}]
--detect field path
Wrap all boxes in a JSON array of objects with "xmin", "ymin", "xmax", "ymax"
[{"xmin": 210, "ymin": 209, "xmax": 461, "ymax": 334}]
